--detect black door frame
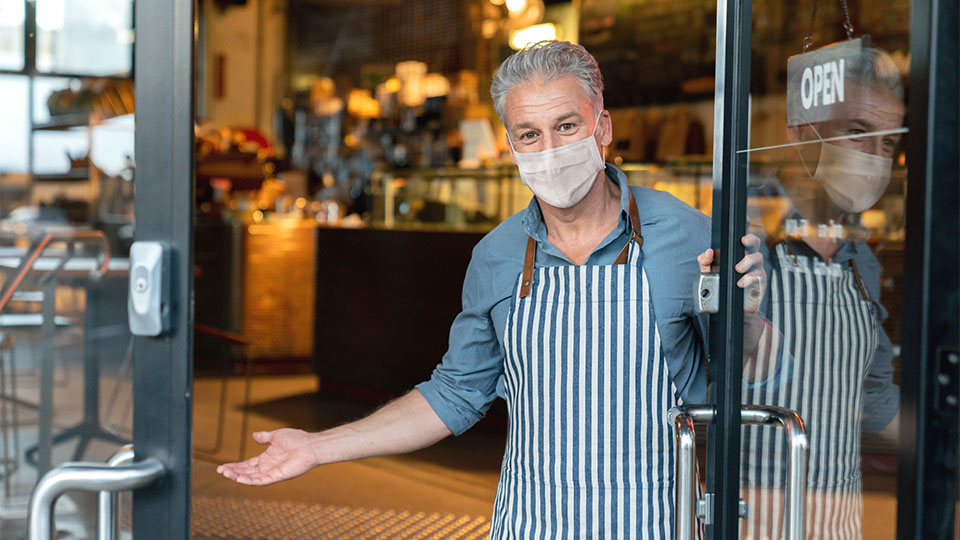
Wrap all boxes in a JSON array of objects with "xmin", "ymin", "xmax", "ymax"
[
  {"xmin": 705, "ymin": 0, "xmax": 752, "ymax": 537},
  {"xmin": 896, "ymin": 0, "xmax": 959, "ymax": 537},
  {"xmin": 131, "ymin": 0, "xmax": 196, "ymax": 538},
  {"xmin": 707, "ymin": 0, "xmax": 959, "ymax": 537}
]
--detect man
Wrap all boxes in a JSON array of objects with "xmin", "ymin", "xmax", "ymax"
[
  {"xmin": 219, "ymin": 40, "xmax": 761, "ymax": 537},
  {"xmin": 731, "ymin": 47, "xmax": 903, "ymax": 540}
]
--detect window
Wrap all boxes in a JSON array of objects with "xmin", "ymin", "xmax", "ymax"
[
  {"xmin": 0, "ymin": 1, "xmax": 25, "ymax": 71},
  {"xmin": 36, "ymin": 0, "xmax": 133, "ymax": 75}
]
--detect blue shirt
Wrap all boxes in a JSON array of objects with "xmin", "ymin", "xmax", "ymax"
[{"xmin": 417, "ymin": 164, "xmax": 712, "ymax": 435}]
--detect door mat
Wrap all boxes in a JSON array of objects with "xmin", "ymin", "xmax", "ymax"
[{"xmin": 191, "ymin": 495, "xmax": 491, "ymax": 539}]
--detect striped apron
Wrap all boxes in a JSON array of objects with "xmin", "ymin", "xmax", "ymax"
[
  {"xmin": 740, "ymin": 243, "xmax": 879, "ymax": 540},
  {"xmin": 490, "ymin": 194, "xmax": 681, "ymax": 539}
]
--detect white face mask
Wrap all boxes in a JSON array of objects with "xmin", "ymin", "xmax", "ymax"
[
  {"xmin": 508, "ymin": 111, "xmax": 604, "ymax": 209},
  {"xmin": 812, "ymin": 142, "xmax": 892, "ymax": 213}
]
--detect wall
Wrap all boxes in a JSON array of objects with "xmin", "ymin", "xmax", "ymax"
[{"xmin": 201, "ymin": 0, "xmax": 287, "ymax": 144}]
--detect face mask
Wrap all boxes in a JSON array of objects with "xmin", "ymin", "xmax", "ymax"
[
  {"xmin": 812, "ymin": 142, "xmax": 892, "ymax": 213},
  {"xmin": 509, "ymin": 111, "xmax": 604, "ymax": 209}
]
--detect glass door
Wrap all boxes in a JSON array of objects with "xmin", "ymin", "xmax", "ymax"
[
  {"xmin": 703, "ymin": 0, "xmax": 958, "ymax": 538},
  {"xmin": 0, "ymin": 0, "xmax": 194, "ymax": 537}
]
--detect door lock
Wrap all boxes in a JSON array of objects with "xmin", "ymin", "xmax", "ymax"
[
  {"xmin": 128, "ymin": 241, "xmax": 170, "ymax": 337},
  {"xmin": 695, "ymin": 273, "xmax": 720, "ymax": 314}
]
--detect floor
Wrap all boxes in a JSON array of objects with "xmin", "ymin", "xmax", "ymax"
[
  {"xmin": 0, "ymin": 337, "xmax": 905, "ymax": 539},
  {"xmin": 190, "ymin": 374, "xmax": 903, "ymax": 540},
  {"xmin": 190, "ymin": 374, "xmax": 504, "ymax": 525}
]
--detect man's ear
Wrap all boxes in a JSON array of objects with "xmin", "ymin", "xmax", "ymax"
[{"xmin": 598, "ymin": 110, "xmax": 613, "ymax": 147}]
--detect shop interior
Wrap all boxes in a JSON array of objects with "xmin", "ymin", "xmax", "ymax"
[{"xmin": 0, "ymin": 0, "xmax": 913, "ymax": 537}]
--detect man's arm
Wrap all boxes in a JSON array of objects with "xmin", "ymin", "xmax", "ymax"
[
  {"xmin": 862, "ymin": 324, "xmax": 900, "ymax": 443},
  {"xmin": 217, "ymin": 389, "xmax": 452, "ymax": 486}
]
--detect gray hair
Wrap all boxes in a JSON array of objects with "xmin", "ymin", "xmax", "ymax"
[
  {"xmin": 849, "ymin": 47, "xmax": 903, "ymax": 102},
  {"xmin": 490, "ymin": 40, "xmax": 604, "ymax": 124}
]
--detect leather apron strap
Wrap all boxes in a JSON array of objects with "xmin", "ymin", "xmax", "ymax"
[
  {"xmin": 519, "ymin": 192, "xmax": 644, "ymax": 299},
  {"xmin": 848, "ymin": 258, "xmax": 871, "ymax": 302}
]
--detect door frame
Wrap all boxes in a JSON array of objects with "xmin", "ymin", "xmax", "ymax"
[
  {"xmin": 131, "ymin": 0, "xmax": 196, "ymax": 538},
  {"xmin": 897, "ymin": 0, "xmax": 959, "ymax": 536},
  {"xmin": 705, "ymin": 0, "xmax": 752, "ymax": 537}
]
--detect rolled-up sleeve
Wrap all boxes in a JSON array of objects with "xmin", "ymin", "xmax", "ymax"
[
  {"xmin": 862, "ymin": 305, "xmax": 900, "ymax": 434},
  {"xmin": 415, "ymin": 243, "xmax": 505, "ymax": 435}
]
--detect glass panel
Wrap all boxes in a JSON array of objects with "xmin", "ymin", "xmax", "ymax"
[
  {"xmin": 36, "ymin": 0, "xmax": 132, "ymax": 75},
  {"xmin": 32, "ymin": 76, "xmax": 72, "ymax": 125},
  {"xmin": 0, "ymin": 50, "xmax": 134, "ymax": 540},
  {"xmin": 738, "ymin": 2, "xmax": 909, "ymax": 538},
  {"xmin": 0, "ymin": 1, "xmax": 24, "ymax": 71},
  {"xmin": 31, "ymin": 77, "xmax": 135, "ymax": 180},
  {"xmin": 0, "ymin": 75, "xmax": 30, "ymax": 220},
  {"xmin": 0, "ymin": 76, "xmax": 29, "ymax": 173}
]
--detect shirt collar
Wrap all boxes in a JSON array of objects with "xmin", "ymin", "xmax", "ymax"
[
  {"xmin": 762, "ymin": 170, "xmax": 863, "ymax": 262},
  {"xmin": 520, "ymin": 163, "xmax": 632, "ymax": 242}
]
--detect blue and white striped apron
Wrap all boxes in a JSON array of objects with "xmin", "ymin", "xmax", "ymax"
[
  {"xmin": 490, "ymin": 194, "xmax": 681, "ymax": 539},
  {"xmin": 741, "ymin": 243, "xmax": 878, "ymax": 540}
]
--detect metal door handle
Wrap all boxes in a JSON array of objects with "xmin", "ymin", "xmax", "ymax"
[
  {"xmin": 99, "ymin": 445, "xmax": 136, "ymax": 540},
  {"xmin": 28, "ymin": 446, "xmax": 163, "ymax": 540},
  {"xmin": 669, "ymin": 404, "xmax": 809, "ymax": 540}
]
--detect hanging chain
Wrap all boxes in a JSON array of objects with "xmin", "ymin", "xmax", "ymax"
[
  {"xmin": 802, "ymin": 0, "xmax": 855, "ymax": 52},
  {"xmin": 802, "ymin": 0, "xmax": 819, "ymax": 52},
  {"xmin": 838, "ymin": 0, "xmax": 855, "ymax": 39}
]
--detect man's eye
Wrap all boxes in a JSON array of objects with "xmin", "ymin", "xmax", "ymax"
[
  {"xmin": 848, "ymin": 128, "xmax": 865, "ymax": 137},
  {"xmin": 558, "ymin": 123, "xmax": 575, "ymax": 132},
  {"xmin": 519, "ymin": 131, "xmax": 537, "ymax": 141}
]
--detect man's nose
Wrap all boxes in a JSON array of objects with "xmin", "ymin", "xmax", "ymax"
[
  {"xmin": 543, "ymin": 132, "xmax": 566, "ymax": 151},
  {"xmin": 862, "ymin": 136, "xmax": 883, "ymax": 156}
]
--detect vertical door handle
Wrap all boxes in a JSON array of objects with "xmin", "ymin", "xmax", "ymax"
[
  {"xmin": 99, "ymin": 445, "xmax": 136, "ymax": 540},
  {"xmin": 669, "ymin": 404, "xmax": 809, "ymax": 540},
  {"xmin": 28, "ymin": 447, "xmax": 163, "ymax": 540}
]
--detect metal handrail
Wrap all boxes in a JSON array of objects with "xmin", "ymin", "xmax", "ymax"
[
  {"xmin": 27, "ymin": 449, "xmax": 163, "ymax": 540},
  {"xmin": 670, "ymin": 404, "xmax": 809, "ymax": 540},
  {"xmin": 0, "ymin": 231, "xmax": 111, "ymax": 314}
]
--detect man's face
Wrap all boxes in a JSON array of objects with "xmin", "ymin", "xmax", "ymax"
[
  {"xmin": 503, "ymin": 75, "xmax": 612, "ymax": 158},
  {"xmin": 792, "ymin": 80, "xmax": 905, "ymax": 162},
  {"xmin": 815, "ymin": 81, "xmax": 904, "ymax": 158}
]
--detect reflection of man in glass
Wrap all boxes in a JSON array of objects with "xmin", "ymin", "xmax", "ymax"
[{"xmin": 740, "ymin": 47, "xmax": 903, "ymax": 540}]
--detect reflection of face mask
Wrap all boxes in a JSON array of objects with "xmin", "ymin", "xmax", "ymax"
[
  {"xmin": 509, "ymin": 111, "xmax": 604, "ymax": 209},
  {"xmin": 812, "ymin": 142, "xmax": 892, "ymax": 213}
]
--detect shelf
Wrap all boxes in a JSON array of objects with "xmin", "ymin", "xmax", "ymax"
[
  {"xmin": 32, "ymin": 114, "xmax": 91, "ymax": 131},
  {"xmin": 33, "ymin": 169, "xmax": 89, "ymax": 182}
]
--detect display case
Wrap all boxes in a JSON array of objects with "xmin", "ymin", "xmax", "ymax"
[
  {"xmin": 367, "ymin": 161, "xmax": 717, "ymax": 232},
  {"xmin": 368, "ymin": 166, "xmax": 529, "ymax": 232}
]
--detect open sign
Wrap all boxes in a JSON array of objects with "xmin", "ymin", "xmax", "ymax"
[
  {"xmin": 787, "ymin": 38, "xmax": 865, "ymax": 126},
  {"xmin": 800, "ymin": 60, "xmax": 845, "ymax": 108}
]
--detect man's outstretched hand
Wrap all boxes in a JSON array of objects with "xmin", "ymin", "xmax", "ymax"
[
  {"xmin": 217, "ymin": 428, "xmax": 320, "ymax": 486},
  {"xmin": 217, "ymin": 391, "xmax": 453, "ymax": 488}
]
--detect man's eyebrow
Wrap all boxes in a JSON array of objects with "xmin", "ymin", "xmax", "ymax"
[
  {"xmin": 511, "ymin": 112, "xmax": 583, "ymax": 132},
  {"xmin": 553, "ymin": 112, "xmax": 582, "ymax": 124},
  {"xmin": 848, "ymin": 118, "xmax": 877, "ymax": 132}
]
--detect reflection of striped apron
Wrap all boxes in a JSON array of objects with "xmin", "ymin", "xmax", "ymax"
[
  {"xmin": 741, "ymin": 243, "xmax": 878, "ymax": 540},
  {"xmin": 489, "ymin": 194, "xmax": 680, "ymax": 539}
]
